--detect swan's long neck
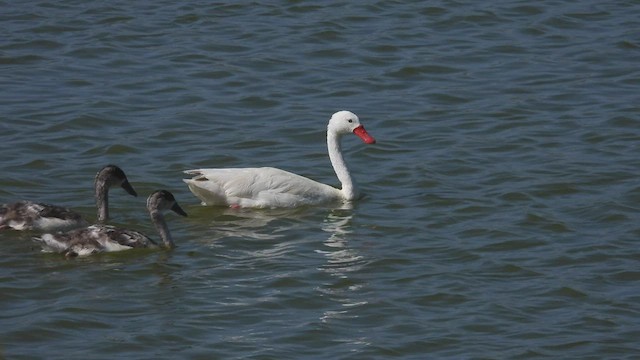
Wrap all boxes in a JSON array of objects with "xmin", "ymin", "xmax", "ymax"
[
  {"xmin": 150, "ymin": 211, "xmax": 174, "ymax": 248},
  {"xmin": 95, "ymin": 182, "xmax": 109, "ymax": 223},
  {"xmin": 327, "ymin": 130, "xmax": 358, "ymax": 200}
]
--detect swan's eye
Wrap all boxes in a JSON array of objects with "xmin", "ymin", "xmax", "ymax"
[{"xmin": 348, "ymin": 119, "xmax": 353, "ymax": 123}]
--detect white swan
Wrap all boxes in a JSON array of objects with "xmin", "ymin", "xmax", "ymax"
[
  {"xmin": 33, "ymin": 190, "xmax": 187, "ymax": 257},
  {"xmin": 0, "ymin": 165, "xmax": 137, "ymax": 231},
  {"xmin": 183, "ymin": 110, "xmax": 376, "ymax": 208}
]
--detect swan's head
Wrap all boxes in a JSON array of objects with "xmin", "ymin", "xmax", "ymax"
[
  {"xmin": 328, "ymin": 111, "xmax": 376, "ymax": 144},
  {"xmin": 147, "ymin": 190, "xmax": 188, "ymax": 217},
  {"xmin": 95, "ymin": 164, "xmax": 138, "ymax": 196}
]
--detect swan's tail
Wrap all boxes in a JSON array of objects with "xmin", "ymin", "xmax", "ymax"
[
  {"xmin": 183, "ymin": 169, "xmax": 204, "ymax": 177},
  {"xmin": 33, "ymin": 234, "xmax": 70, "ymax": 253},
  {"xmin": 183, "ymin": 169, "xmax": 230, "ymax": 206}
]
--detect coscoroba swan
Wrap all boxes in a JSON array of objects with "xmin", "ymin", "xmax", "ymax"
[
  {"xmin": 0, "ymin": 165, "xmax": 137, "ymax": 231},
  {"xmin": 183, "ymin": 110, "xmax": 376, "ymax": 208},
  {"xmin": 33, "ymin": 190, "xmax": 187, "ymax": 257}
]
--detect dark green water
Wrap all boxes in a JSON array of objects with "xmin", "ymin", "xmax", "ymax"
[{"xmin": 2, "ymin": 1, "xmax": 640, "ymax": 359}]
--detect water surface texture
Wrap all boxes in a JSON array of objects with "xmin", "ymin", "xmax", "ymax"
[{"xmin": 2, "ymin": 1, "xmax": 640, "ymax": 359}]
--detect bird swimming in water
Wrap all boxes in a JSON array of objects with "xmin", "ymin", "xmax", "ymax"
[
  {"xmin": 0, "ymin": 165, "xmax": 137, "ymax": 232},
  {"xmin": 183, "ymin": 110, "xmax": 376, "ymax": 208},
  {"xmin": 33, "ymin": 190, "xmax": 187, "ymax": 257}
]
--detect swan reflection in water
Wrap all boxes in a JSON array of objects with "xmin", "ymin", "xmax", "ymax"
[
  {"xmin": 317, "ymin": 204, "xmax": 369, "ymax": 329},
  {"xmin": 186, "ymin": 203, "xmax": 371, "ymax": 347},
  {"xmin": 186, "ymin": 206, "xmax": 299, "ymax": 243}
]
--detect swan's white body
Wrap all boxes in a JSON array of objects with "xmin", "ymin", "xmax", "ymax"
[
  {"xmin": 33, "ymin": 190, "xmax": 187, "ymax": 257},
  {"xmin": 184, "ymin": 111, "xmax": 376, "ymax": 208},
  {"xmin": 184, "ymin": 167, "xmax": 343, "ymax": 208}
]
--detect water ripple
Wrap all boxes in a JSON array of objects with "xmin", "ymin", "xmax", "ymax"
[{"xmin": 2, "ymin": 0, "xmax": 640, "ymax": 358}]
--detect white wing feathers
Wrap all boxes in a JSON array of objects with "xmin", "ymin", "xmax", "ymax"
[{"xmin": 183, "ymin": 167, "xmax": 341, "ymax": 208}]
